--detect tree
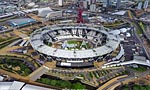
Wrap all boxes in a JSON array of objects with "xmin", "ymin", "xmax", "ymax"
[
  {"xmin": 45, "ymin": 78, "xmax": 50, "ymax": 84},
  {"xmin": 41, "ymin": 78, "xmax": 45, "ymax": 83},
  {"xmin": 72, "ymin": 82, "xmax": 86, "ymax": 89},
  {"xmin": 123, "ymin": 87, "xmax": 129, "ymax": 90},
  {"xmin": 20, "ymin": 63, "xmax": 26, "ymax": 70},
  {"xmin": 24, "ymin": 68, "xmax": 31, "ymax": 74},
  {"xmin": 50, "ymin": 80, "xmax": 57, "ymax": 86},
  {"xmin": 145, "ymin": 85, "xmax": 150, "ymax": 90},
  {"xmin": 60, "ymin": 81, "xmax": 71, "ymax": 88},
  {"xmin": 5, "ymin": 57, "xmax": 11, "ymax": 65},
  {"xmin": 140, "ymin": 86, "xmax": 146, "ymax": 90},
  {"xmin": 133, "ymin": 85, "xmax": 140, "ymax": 90}
]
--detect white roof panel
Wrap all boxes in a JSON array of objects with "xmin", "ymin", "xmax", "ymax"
[
  {"xmin": 9, "ymin": 81, "xmax": 25, "ymax": 90},
  {"xmin": 22, "ymin": 84, "xmax": 53, "ymax": 90}
]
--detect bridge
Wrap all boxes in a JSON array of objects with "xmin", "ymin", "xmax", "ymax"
[{"xmin": 120, "ymin": 59, "xmax": 150, "ymax": 66}]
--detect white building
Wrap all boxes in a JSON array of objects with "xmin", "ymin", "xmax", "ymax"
[
  {"xmin": 38, "ymin": 7, "xmax": 53, "ymax": 17},
  {"xmin": 90, "ymin": 4, "xmax": 96, "ymax": 12},
  {"xmin": 58, "ymin": 0, "xmax": 63, "ymax": 6},
  {"xmin": 83, "ymin": 1, "xmax": 88, "ymax": 9},
  {"xmin": 0, "ymin": 81, "xmax": 53, "ymax": 90},
  {"xmin": 46, "ymin": 11, "xmax": 63, "ymax": 19}
]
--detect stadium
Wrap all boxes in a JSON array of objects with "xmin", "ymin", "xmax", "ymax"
[{"xmin": 30, "ymin": 23, "xmax": 121, "ymax": 68}]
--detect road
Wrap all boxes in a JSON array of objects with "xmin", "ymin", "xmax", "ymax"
[
  {"xmin": 123, "ymin": 10, "xmax": 150, "ymax": 60},
  {"xmin": 97, "ymin": 75, "xmax": 128, "ymax": 90},
  {"xmin": 97, "ymin": 69, "xmax": 150, "ymax": 90},
  {"xmin": 97, "ymin": 10, "xmax": 150, "ymax": 90},
  {"xmin": 132, "ymin": 21, "xmax": 150, "ymax": 59}
]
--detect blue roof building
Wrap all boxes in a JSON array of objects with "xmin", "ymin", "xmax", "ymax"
[{"xmin": 7, "ymin": 18, "xmax": 36, "ymax": 27}]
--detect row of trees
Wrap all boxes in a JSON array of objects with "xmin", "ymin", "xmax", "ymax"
[
  {"xmin": 0, "ymin": 37, "xmax": 19, "ymax": 49},
  {"xmin": 130, "ymin": 65, "xmax": 147, "ymax": 72},
  {"xmin": 123, "ymin": 84, "xmax": 150, "ymax": 90},
  {"xmin": 37, "ymin": 78, "xmax": 86, "ymax": 89}
]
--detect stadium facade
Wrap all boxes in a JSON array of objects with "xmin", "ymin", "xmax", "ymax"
[{"xmin": 30, "ymin": 24, "xmax": 121, "ymax": 68}]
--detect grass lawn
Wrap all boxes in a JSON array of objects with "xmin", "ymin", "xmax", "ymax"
[
  {"xmin": 130, "ymin": 65, "xmax": 147, "ymax": 72},
  {"xmin": 67, "ymin": 40, "xmax": 81, "ymax": 44},
  {"xmin": 67, "ymin": 40, "xmax": 91, "ymax": 50},
  {"xmin": 0, "ymin": 37, "xmax": 19, "ymax": 49},
  {"xmin": 0, "ymin": 37, "xmax": 12, "ymax": 43}
]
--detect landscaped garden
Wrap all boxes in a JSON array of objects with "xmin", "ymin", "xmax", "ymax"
[
  {"xmin": 0, "ymin": 37, "xmax": 12, "ymax": 43},
  {"xmin": 0, "ymin": 37, "xmax": 20, "ymax": 49},
  {"xmin": 36, "ymin": 78, "xmax": 86, "ymax": 89},
  {"xmin": 0, "ymin": 57, "xmax": 32, "ymax": 76},
  {"xmin": 130, "ymin": 65, "xmax": 147, "ymax": 72},
  {"xmin": 102, "ymin": 20, "xmax": 125, "ymax": 28}
]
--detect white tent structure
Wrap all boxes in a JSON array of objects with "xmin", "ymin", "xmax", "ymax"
[
  {"xmin": 38, "ymin": 7, "xmax": 53, "ymax": 17},
  {"xmin": 126, "ymin": 33, "xmax": 131, "ymax": 37},
  {"xmin": 27, "ymin": 2, "xmax": 35, "ymax": 7},
  {"xmin": 112, "ymin": 11, "xmax": 126, "ymax": 16},
  {"xmin": 120, "ymin": 28, "xmax": 127, "ymax": 33},
  {"xmin": 46, "ymin": 11, "xmax": 62, "ymax": 19},
  {"xmin": 109, "ymin": 30, "xmax": 121, "ymax": 35}
]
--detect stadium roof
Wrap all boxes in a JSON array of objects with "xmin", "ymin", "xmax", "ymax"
[
  {"xmin": 8, "ymin": 81, "xmax": 25, "ymax": 90},
  {"xmin": 30, "ymin": 24, "xmax": 120, "ymax": 59},
  {"xmin": 0, "ymin": 81, "xmax": 53, "ymax": 90}
]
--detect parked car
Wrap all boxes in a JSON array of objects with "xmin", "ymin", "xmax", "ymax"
[{"xmin": 0, "ymin": 26, "xmax": 7, "ymax": 31}]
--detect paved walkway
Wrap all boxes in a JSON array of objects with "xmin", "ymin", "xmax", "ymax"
[
  {"xmin": 27, "ymin": 13, "xmax": 43, "ymax": 22},
  {"xmin": 0, "ymin": 46, "xmax": 22, "ymax": 54},
  {"xmin": 108, "ymin": 82, "xmax": 121, "ymax": 90},
  {"xmin": 13, "ymin": 30, "xmax": 29, "ymax": 40},
  {"xmin": 44, "ymin": 62, "xmax": 56, "ymax": 69},
  {"xmin": 97, "ymin": 75, "xmax": 128, "ymax": 90},
  {"xmin": 0, "ymin": 46, "xmax": 36, "ymax": 63},
  {"xmin": 28, "ymin": 66, "xmax": 50, "ymax": 81}
]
